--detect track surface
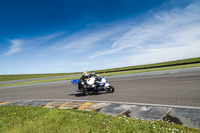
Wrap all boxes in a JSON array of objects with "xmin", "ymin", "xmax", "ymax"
[{"xmin": 0, "ymin": 68, "xmax": 200, "ymax": 107}]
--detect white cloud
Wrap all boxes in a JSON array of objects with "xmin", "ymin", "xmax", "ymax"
[
  {"xmin": 72, "ymin": 62, "xmax": 91, "ymax": 66},
  {"xmin": 90, "ymin": 2, "xmax": 200, "ymax": 61},
  {"xmin": 49, "ymin": 22, "xmax": 130, "ymax": 55},
  {"xmin": 4, "ymin": 1, "xmax": 199, "ymax": 73},
  {"xmin": 2, "ymin": 33, "xmax": 61, "ymax": 56},
  {"xmin": 89, "ymin": 47, "xmax": 123, "ymax": 59},
  {"xmin": 45, "ymin": 1, "xmax": 200, "ymax": 71},
  {"xmin": 3, "ymin": 39, "xmax": 24, "ymax": 56},
  {"xmin": 107, "ymin": 43, "xmax": 200, "ymax": 68}
]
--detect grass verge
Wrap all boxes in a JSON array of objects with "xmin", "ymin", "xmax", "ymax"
[
  {"xmin": 0, "ymin": 63, "xmax": 199, "ymax": 87},
  {"xmin": 0, "ymin": 76, "xmax": 80, "ymax": 87},
  {"xmin": 0, "ymin": 72, "xmax": 81, "ymax": 82},
  {"xmin": 100, "ymin": 63, "xmax": 200, "ymax": 77},
  {"xmin": 0, "ymin": 106, "xmax": 199, "ymax": 133},
  {"xmin": 1, "ymin": 57, "xmax": 200, "ymax": 82},
  {"xmin": 90, "ymin": 57, "xmax": 200, "ymax": 73}
]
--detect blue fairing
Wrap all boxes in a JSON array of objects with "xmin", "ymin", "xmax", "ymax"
[
  {"xmin": 99, "ymin": 82, "xmax": 105, "ymax": 87},
  {"xmin": 71, "ymin": 79, "xmax": 79, "ymax": 86}
]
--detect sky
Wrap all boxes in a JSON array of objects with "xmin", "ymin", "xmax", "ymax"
[{"xmin": 0, "ymin": 0, "xmax": 200, "ymax": 74}]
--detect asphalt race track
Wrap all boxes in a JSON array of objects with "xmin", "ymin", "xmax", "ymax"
[{"xmin": 0, "ymin": 68, "xmax": 200, "ymax": 107}]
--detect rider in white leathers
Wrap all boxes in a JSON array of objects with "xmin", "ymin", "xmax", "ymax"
[{"xmin": 77, "ymin": 72, "xmax": 98, "ymax": 92}]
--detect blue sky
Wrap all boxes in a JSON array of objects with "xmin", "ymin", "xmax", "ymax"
[{"xmin": 0, "ymin": 0, "xmax": 200, "ymax": 74}]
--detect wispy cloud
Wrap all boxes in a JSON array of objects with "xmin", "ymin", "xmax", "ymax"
[
  {"xmin": 3, "ymin": 1, "xmax": 199, "ymax": 73},
  {"xmin": 72, "ymin": 62, "xmax": 91, "ymax": 66},
  {"xmin": 48, "ymin": 22, "xmax": 130, "ymax": 55},
  {"xmin": 88, "ymin": 47, "xmax": 123, "ymax": 59},
  {"xmin": 106, "ymin": 43, "xmax": 200, "ymax": 69},
  {"xmin": 89, "ymin": 2, "xmax": 200, "ymax": 60},
  {"xmin": 44, "ymin": 1, "xmax": 200, "ymax": 71},
  {"xmin": 2, "ymin": 33, "xmax": 61, "ymax": 56},
  {"xmin": 3, "ymin": 39, "xmax": 24, "ymax": 56}
]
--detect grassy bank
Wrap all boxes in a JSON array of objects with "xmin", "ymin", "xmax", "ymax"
[
  {"xmin": 1, "ymin": 57, "xmax": 200, "ymax": 82},
  {"xmin": 100, "ymin": 63, "xmax": 200, "ymax": 76},
  {"xmin": 0, "ymin": 63, "xmax": 199, "ymax": 87},
  {"xmin": 0, "ymin": 72, "xmax": 81, "ymax": 82},
  {"xmin": 0, "ymin": 76, "xmax": 80, "ymax": 87},
  {"xmin": 0, "ymin": 106, "xmax": 199, "ymax": 133},
  {"xmin": 91, "ymin": 57, "xmax": 200, "ymax": 73}
]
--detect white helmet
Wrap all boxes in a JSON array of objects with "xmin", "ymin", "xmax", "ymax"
[{"xmin": 83, "ymin": 72, "xmax": 88, "ymax": 76}]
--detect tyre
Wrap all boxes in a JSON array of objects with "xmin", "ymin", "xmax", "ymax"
[
  {"xmin": 82, "ymin": 89, "xmax": 88, "ymax": 96},
  {"xmin": 108, "ymin": 85, "xmax": 115, "ymax": 93},
  {"xmin": 82, "ymin": 91, "xmax": 86, "ymax": 96}
]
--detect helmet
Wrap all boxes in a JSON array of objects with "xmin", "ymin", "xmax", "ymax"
[{"xmin": 83, "ymin": 72, "xmax": 88, "ymax": 76}]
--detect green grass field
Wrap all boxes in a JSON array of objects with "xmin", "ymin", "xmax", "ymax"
[
  {"xmin": 90, "ymin": 57, "xmax": 200, "ymax": 73},
  {"xmin": 0, "ymin": 63, "xmax": 199, "ymax": 87},
  {"xmin": 1, "ymin": 57, "xmax": 200, "ymax": 82},
  {"xmin": 100, "ymin": 63, "xmax": 200, "ymax": 77},
  {"xmin": 0, "ymin": 57, "xmax": 200, "ymax": 87},
  {"xmin": 0, "ymin": 106, "xmax": 199, "ymax": 133},
  {"xmin": 0, "ymin": 72, "xmax": 81, "ymax": 82},
  {"xmin": 0, "ymin": 76, "xmax": 80, "ymax": 87}
]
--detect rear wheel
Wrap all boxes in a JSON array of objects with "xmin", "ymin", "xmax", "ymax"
[
  {"xmin": 108, "ymin": 85, "xmax": 115, "ymax": 93},
  {"xmin": 82, "ymin": 89, "xmax": 88, "ymax": 96}
]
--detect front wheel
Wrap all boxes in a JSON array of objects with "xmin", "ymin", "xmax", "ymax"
[
  {"xmin": 82, "ymin": 89, "xmax": 88, "ymax": 96},
  {"xmin": 107, "ymin": 85, "xmax": 115, "ymax": 93}
]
